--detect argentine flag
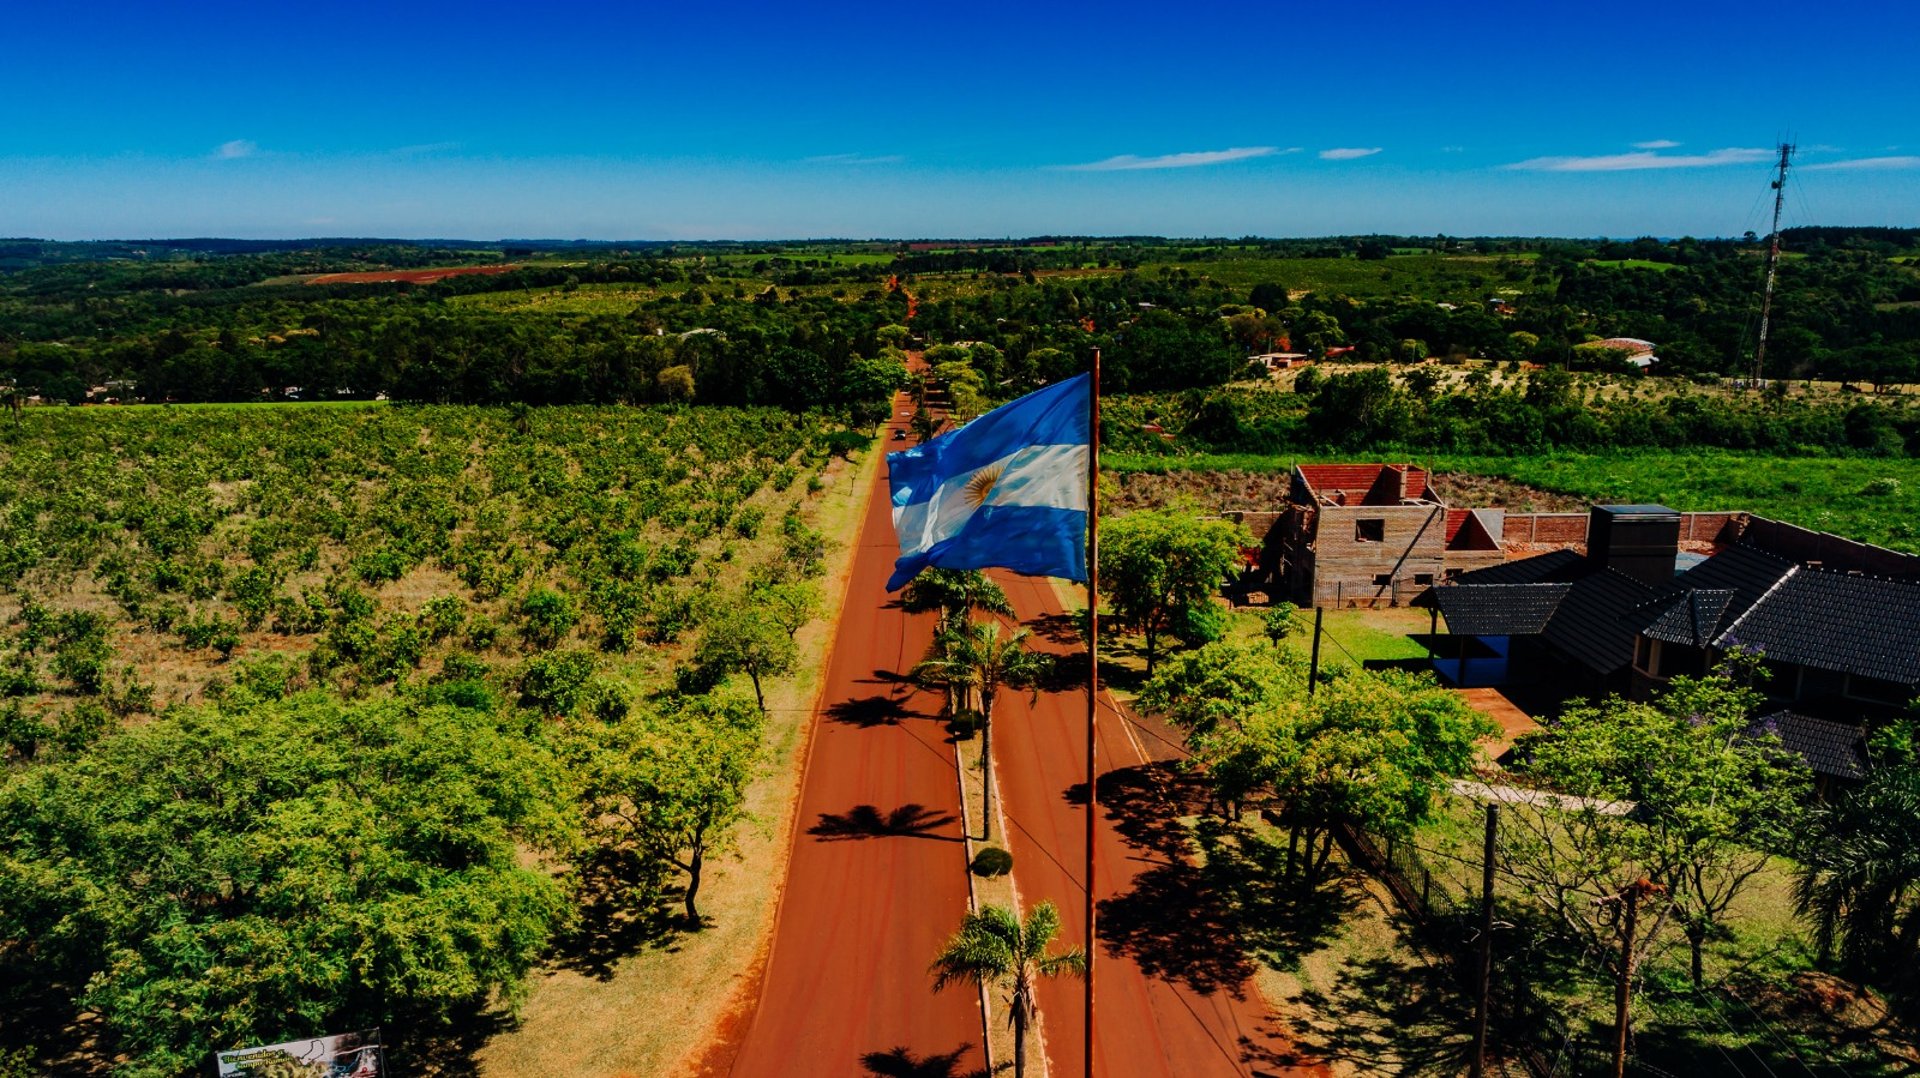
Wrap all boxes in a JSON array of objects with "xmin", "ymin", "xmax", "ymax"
[{"xmin": 886, "ymin": 373, "xmax": 1091, "ymax": 592}]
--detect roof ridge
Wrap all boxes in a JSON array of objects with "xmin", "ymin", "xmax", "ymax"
[
  {"xmin": 1715, "ymin": 563, "xmax": 1800, "ymax": 648},
  {"xmin": 1792, "ymin": 561, "xmax": 1920, "ymax": 589}
]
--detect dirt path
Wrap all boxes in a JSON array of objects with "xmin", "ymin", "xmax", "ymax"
[
  {"xmin": 991, "ymin": 572, "xmax": 1329, "ymax": 1077},
  {"xmin": 725, "ymin": 394, "xmax": 985, "ymax": 1077}
]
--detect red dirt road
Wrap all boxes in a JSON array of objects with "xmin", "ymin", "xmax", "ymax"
[
  {"xmin": 991, "ymin": 572, "xmax": 1328, "ymax": 1078},
  {"xmin": 305, "ymin": 264, "xmax": 519, "ymax": 285},
  {"xmin": 727, "ymin": 399, "xmax": 984, "ymax": 1077}
]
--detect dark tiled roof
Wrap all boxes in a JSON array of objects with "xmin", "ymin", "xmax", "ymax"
[
  {"xmin": 1678, "ymin": 544, "xmax": 1795, "ymax": 620},
  {"xmin": 1719, "ymin": 569, "xmax": 1920, "ymax": 685},
  {"xmin": 1542, "ymin": 569, "xmax": 1658, "ymax": 674},
  {"xmin": 1433, "ymin": 583, "xmax": 1571, "ymax": 635},
  {"xmin": 1638, "ymin": 588, "xmax": 1738, "ymax": 647},
  {"xmin": 1450, "ymin": 548, "xmax": 1586, "ymax": 586},
  {"xmin": 1752, "ymin": 710, "xmax": 1869, "ymax": 780}
]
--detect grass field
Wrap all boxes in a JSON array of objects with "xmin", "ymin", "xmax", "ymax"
[{"xmin": 1143, "ymin": 253, "xmax": 1539, "ymax": 299}]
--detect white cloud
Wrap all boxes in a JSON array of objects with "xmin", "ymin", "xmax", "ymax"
[
  {"xmin": 805, "ymin": 152, "xmax": 904, "ymax": 165},
  {"xmin": 1505, "ymin": 147, "xmax": 1771, "ymax": 171},
  {"xmin": 1060, "ymin": 146, "xmax": 1283, "ymax": 171},
  {"xmin": 1319, "ymin": 147, "xmax": 1382, "ymax": 160},
  {"xmin": 214, "ymin": 139, "xmax": 257, "ymax": 160},
  {"xmin": 1632, "ymin": 139, "xmax": 1682, "ymax": 150},
  {"xmin": 1804, "ymin": 155, "xmax": 1920, "ymax": 171}
]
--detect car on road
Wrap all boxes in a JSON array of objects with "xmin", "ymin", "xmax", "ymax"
[{"xmin": 892, "ymin": 429, "xmax": 907, "ymax": 440}]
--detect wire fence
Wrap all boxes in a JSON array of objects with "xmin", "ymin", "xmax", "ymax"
[{"xmin": 1340, "ymin": 815, "xmax": 1871, "ymax": 1078}]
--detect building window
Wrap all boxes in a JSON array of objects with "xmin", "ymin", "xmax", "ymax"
[
  {"xmin": 1413, "ymin": 573, "xmax": 1435, "ymax": 586},
  {"xmin": 1846, "ymin": 674, "xmax": 1912, "ymax": 706},
  {"xmin": 1355, "ymin": 518, "xmax": 1385, "ymax": 543},
  {"xmin": 1635, "ymin": 635, "xmax": 1654, "ymax": 673}
]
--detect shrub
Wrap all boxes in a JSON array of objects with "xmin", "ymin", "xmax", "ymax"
[
  {"xmin": 519, "ymin": 649, "xmax": 598, "ymax": 714},
  {"xmin": 948, "ymin": 708, "xmax": 981, "ymax": 740},
  {"xmin": 419, "ymin": 595, "xmax": 467, "ymax": 642},
  {"xmin": 234, "ymin": 654, "xmax": 299, "ymax": 700},
  {"xmin": 519, "ymin": 588, "xmax": 579, "ymax": 649},
  {"xmin": 1863, "ymin": 477, "xmax": 1902, "ymax": 497},
  {"xmin": 970, "ymin": 846, "xmax": 1014, "ymax": 877}
]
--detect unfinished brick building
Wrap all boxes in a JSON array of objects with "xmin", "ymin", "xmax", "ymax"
[
  {"xmin": 1244, "ymin": 464, "xmax": 1760, "ymax": 608},
  {"xmin": 1266, "ymin": 465, "xmax": 1507, "ymax": 607}
]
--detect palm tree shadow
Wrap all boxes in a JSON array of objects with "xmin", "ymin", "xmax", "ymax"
[
  {"xmin": 827, "ymin": 693, "xmax": 915, "ymax": 727},
  {"xmin": 859, "ymin": 1044, "xmax": 994, "ymax": 1077},
  {"xmin": 1028, "ymin": 611, "xmax": 1083, "ymax": 646},
  {"xmin": 809, "ymin": 803, "xmax": 960, "ymax": 842}
]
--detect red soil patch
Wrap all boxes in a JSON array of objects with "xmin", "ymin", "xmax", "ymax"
[{"xmin": 306, "ymin": 264, "xmax": 521, "ymax": 285}]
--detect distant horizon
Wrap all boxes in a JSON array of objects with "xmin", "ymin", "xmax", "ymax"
[{"xmin": 12, "ymin": 224, "xmax": 1919, "ymax": 247}]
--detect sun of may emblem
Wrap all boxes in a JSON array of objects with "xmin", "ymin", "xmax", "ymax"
[{"xmin": 965, "ymin": 464, "xmax": 1004, "ymax": 508}]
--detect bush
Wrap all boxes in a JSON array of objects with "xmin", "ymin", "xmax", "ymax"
[
  {"xmin": 519, "ymin": 649, "xmax": 597, "ymax": 714},
  {"xmin": 970, "ymin": 846, "xmax": 1014, "ymax": 877},
  {"xmin": 519, "ymin": 588, "xmax": 580, "ymax": 649},
  {"xmin": 1863, "ymin": 477, "xmax": 1902, "ymax": 497},
  {"xmin": 947, "ymin": 708, "xmax": 981, "ymax": 740}
]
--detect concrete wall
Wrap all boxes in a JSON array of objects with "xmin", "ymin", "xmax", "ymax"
[{"xmin": 1741, "ymin": 516, "xmax": 1920, "ymax": 578}]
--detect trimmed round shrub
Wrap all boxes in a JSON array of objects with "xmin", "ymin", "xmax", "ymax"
[{"xmin": 970, "ymin": 846, "xmax": 1014, "ymax": 877}]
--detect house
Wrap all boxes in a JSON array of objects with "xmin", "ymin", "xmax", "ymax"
[
  {"xmin": 1426, "ymin": 505, "xmax": 1920, "ymax": 790},
  {"xmin": 1248, "ymin": 465, "xmax": 1705, "ymax": 608},
  {"xmin": 1265, "ymin": 464, "xmax": 1507, "ymax": 607},
  {"xmin": 1248, "ymin": 352, "xmax": 1310, "ymax": 374},
  {"xmin": 1579, "ymin": 336, "xmax": 1659, "ymax": 370}
]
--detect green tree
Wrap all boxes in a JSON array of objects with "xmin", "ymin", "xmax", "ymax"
[
  {"xmin": 694, "ymin": 601, "xmax": 798, "ymax": 712},
  {"xmin": 575, "ymin": 693, "xmax": 762, "ymax": 924},
  {"xmin": 929, "ymin": 901, "xmax": 1086, "ymax": 1078},
  {"xmin": 519, "ymin": 587, "xmax": 580, "ymax": 649},
  {"xmin": 1508, "ymin": 664, "xmax": 1810, "ymax": 986},
  {"xmin": 1207, "ymin": 668, "xmax": 1492, "ymax": 880},
  {"xmin": 656, "ymin": 364, "xmax": 695, "ymax": 402},
  {"xmin": 901, "ymin": 568, "xmax": 1013, "ymax": 636},
  {"xmin": 911, "ymin": 620, "xmax": 1052, "ymax": 839},
  {"xmin": 1100, "ymin": 510, "xmax": 1249, "ymax": 675},
  {"xmin": 901, "ymin": 568, "xmax": 1014, "ymax": 715},
  {"xmin": 1261, "ymin": 603, "xmax": 1298, "ymax": 647},
  {"xmin": 1794, "ymin": 762, "xmax": 1920, "ymax": 1022},
  {"xmin": 753, "ymin": 580, "xmax": 822, "ymax": 641},
  {"xmin": 0, "ymin": 694, "xmax": 575, "ymax": 1077}
]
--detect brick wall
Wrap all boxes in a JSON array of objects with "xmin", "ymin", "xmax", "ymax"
[{"xmin": 1310, "ymin": 504, "xmax": 1447, "ymax": 606}]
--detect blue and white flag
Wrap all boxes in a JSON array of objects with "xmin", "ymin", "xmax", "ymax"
[{"xmin": 886, "ymin": 373, "xmax": 1090, "ymax": 591}]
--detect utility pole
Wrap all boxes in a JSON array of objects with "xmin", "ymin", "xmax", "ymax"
[
  {"xmin": 1606, "ymin": 879, "xmax": 1664, "ymax": 1078},
  {"xmin": 1469, "ymin": 803, "xmax": 1498, "ymax": 1078},
  {"xmin": 1307, "ymin": 605, "xmax": 1324, "ymax": 697},
  {"xmin": 1753, "ymin": 141, "xmax": 1795, "ymax": 388}
]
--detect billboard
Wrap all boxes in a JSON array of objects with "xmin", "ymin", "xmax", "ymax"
[{"xmin": 215, "ymin": 1029, "xmax": 382, "ymax": 1078}]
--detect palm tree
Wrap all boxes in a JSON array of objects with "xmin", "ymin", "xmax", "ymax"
[
  {"xmin": 930, "ymin": 901, "xmax": 1086, "ymax": 1078},
  {"xmin": 1793, "ymin": 763, "xmax": 1920, "ymax": 1016},
  {"xmin": 901, "ymin": 569, "xmax": 1013, "ymax": 715},
  {"xmin": 912, "ymin": 620, "xmax": 1052, "ymax": 839},
  {"xmin": 902, "ymin": 568, "xmax": 1013, "ymax": 634}
]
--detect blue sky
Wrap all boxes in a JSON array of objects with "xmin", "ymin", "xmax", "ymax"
[{"xmin": 4, "ymin": 0, "xmax": 1917, "ymax": 240}]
